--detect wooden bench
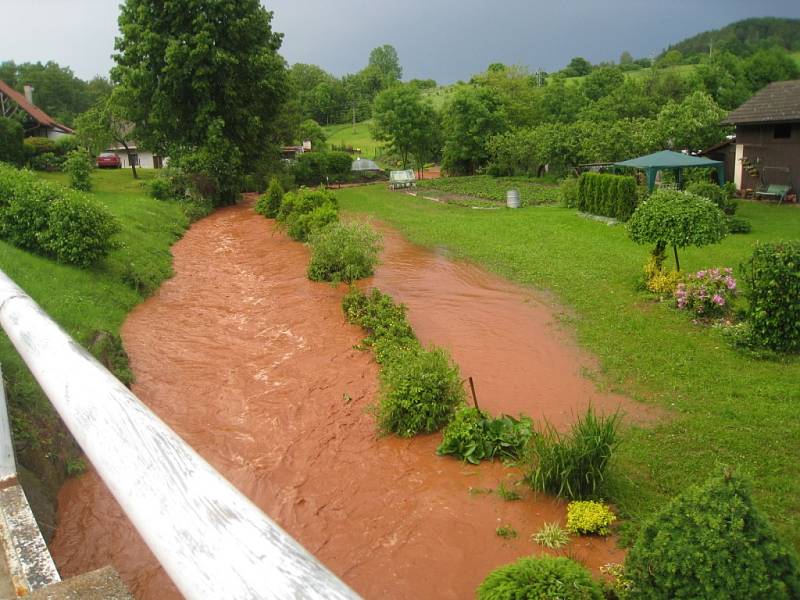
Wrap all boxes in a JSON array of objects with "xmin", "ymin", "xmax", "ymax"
[{"xmin": 755, "ymin": 184, "xmax": 791, "ymax": 204}]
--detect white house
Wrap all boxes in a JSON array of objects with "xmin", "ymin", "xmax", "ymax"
[{"xmin": 106, "ymin": 144, "xmax": 165, "ymax": 169}]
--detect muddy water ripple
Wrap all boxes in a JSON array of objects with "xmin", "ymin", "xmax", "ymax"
[{"xmin": 50, "ymin": 198, "xmax": 650, "ymax": 599}]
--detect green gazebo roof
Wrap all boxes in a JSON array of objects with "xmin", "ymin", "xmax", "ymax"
[
  {"xmin": 614, "ymin": 150, "xmax": 725, "ymax": 191},
  {"xmin": 615, "ymin": 150, "xmax": 722, "ymax": 170}
]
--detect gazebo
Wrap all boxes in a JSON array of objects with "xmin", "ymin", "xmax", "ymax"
[{"xmin": 615, "ymin": 150, "xmax": 725, "ymax": 192}]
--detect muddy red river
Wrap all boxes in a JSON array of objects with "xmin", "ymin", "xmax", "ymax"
[{"xmin": 50, "ymin": 198, "xmax": 653, "ymax": 599}]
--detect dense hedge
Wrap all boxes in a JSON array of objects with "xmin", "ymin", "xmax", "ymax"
[
  {"xmin": 625, "ymin": 474, "xmax": 800, "ymax": 599},
  {"xmin": 686, "ymin": 181, "xmax": 737, "ymax": 215},
  {"xmin": 745, "ymin": 241, "xmax": 800, "ymax": 353},
  {"xmin": 0, "ymin": 163, "xmax": 119, "ymax": 266},
  {"xmin": 577, "ymin": 172, "xmax": 638, "ymax": 220}
]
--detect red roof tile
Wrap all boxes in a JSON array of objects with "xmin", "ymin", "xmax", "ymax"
[{"xmin": 0, "ymin": 80, "xmax": 74, "ymax": 134}]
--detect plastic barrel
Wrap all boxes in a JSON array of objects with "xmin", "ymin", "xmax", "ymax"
[{"xmin": 506, "ymin": 189, "xmax": 520, "ymax": 209}]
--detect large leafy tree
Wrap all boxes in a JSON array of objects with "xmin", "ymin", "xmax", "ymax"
[
  {"xmin": 441, "ymin": 86, "xmax": 507, "ymax": 175},
  {"xmin": 371, "ymin": 84, "xmax": 440, "ymax": 170},
  {"xmin": 656, "ymin": 91, "xmax": 728, "ymax": 152},
  {"xmin": 112, "ymin": 0, "xmax": 286, "ymax": 203},
  {"xmin": 368, "ymin": 45, "xmax": 403, "ymax": 85}
]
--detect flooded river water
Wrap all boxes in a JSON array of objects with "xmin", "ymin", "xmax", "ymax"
[{"xmin": 50, "ymin": 198, "xmax": 651, "ymax": 599}]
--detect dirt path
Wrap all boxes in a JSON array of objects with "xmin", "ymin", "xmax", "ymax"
[{"xmin": 49, "ymin": 199, "xmax": 651, "ymax": 599}]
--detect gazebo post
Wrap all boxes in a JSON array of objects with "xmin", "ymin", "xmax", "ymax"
[
  {"xmin": 716, "ymin": 165, "xmax": 725, "ymax": 186},
  {"xmin": 647, "ymin": 168, "xmax": 657, "ymax": 192},
  {"xmin": 676, "ymin": 168, "xmax": 683, "ymax": 189}
]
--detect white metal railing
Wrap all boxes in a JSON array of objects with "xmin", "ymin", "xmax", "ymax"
[{"xmin": 0, "ymin": 270, "xmax": 360, "ymax": 600}]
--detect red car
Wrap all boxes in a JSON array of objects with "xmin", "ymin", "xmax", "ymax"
[{"xmin": 96, "ymin": 152, "xmax": 122, "ymax": 168}]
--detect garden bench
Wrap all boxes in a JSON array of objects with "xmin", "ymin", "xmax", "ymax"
[{"xmin": 755, "ymin": 184, "xmax": 791, "ymax": 204}]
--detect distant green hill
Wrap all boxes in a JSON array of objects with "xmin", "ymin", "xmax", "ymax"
[{"xmin": 662, "ymin": 17, "xmax": 800, "ymax": 60}]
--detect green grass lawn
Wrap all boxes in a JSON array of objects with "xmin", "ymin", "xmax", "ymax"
[
  {"xmin": 0, "ymin": 168, "xmax": 188, "ymax": 476},
  {"xmin": 418, "ymin": 175, "xmax": 561, "ymax": 206},
  {"xmin": 335, "ymin": 184, "xmax": 800, "ymax": 549},
  {"xmin": 323, "ymin": 121, "xmax": 384, "ymax": 159}
]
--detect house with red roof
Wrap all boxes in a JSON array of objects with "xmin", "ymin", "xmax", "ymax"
[{"xmin": 0, "ymin": 80, "xmax": 74, "ymax": 139}]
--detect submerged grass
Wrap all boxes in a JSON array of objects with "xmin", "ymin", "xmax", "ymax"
[{"xmin": 335, "ymin": 183, "xmax": 800, "ymax": 548}]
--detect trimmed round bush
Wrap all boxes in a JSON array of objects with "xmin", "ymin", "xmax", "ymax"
[
  {"xmin": 307, "ymin": 221, "xmax": 382, "ymax": 283},
  {"xmin": 477, "ymin": 556, "xmax": 603, "ymax": 600},
  {"xmin": 628, "ymin": 189, "xmax": 727, "ymax": 271},
  {"xmin": 39, "ymin": 193, "xmax": 120, "ymax": 267},
  {"xmin": 377, "ymin": 345, "xmax": 465, "ymax": 437},
  {"xmin": 625, "ymin": 473, "xmax": 800, "ymax": 599}
]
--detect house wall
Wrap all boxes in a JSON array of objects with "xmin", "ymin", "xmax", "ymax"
[
  {"xmin": 110, "ymin": 150, "xmax": 163, "ymax": 169},
  {"xmin": 735, "ymin": 123, "xmax": 800, "ymax": 193}
]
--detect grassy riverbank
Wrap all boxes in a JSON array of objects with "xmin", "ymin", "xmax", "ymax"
[
  {"xmin": 336, "ymin": 184, "xmax": 800, "ymax": 548},
  {"xmin": 0, "ymin": 169, "xmax": 188, "ymax": 509}
]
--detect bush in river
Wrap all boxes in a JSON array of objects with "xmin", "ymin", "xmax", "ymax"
[
  {"xmin": 307, "ymin": 221, "xmax": 382, "ymax": 283},
  {"xmin": 525, "ymin": 406, "xmax": 620, "ymax": 500},
  {"xmin": 477, "ymin": 555, "xmax": 603, "ymax": 600},
  {"xmin": 277, "ymin": 188, "xmax": 338, "ymax": 241},
  {"xmin": 343, "ymin": 286, "xmax": 465, "ymax": 436},
  {"xmin": 254, "ymin": 176, "xmax": 284, "ymax": 218},
  {"xmin": 376, "ymin": 345, "xmax": 465, "ymax": 437},
  {"xmin": 436, "ymin": 406, "xmax": 533, "ymax": 464},
  {"xmin": 624, "ymin": 472, "xmax": 800, "ymax": 599}
]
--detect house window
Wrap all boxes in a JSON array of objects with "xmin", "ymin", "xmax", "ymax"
[{"xmin": 774, "ymin": 124, "xmax": 791, "ymax": 139}]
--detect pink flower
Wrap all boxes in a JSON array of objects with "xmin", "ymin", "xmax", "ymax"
[{"xmin": 712, "ymin": 294, "xmax": 725, "ymax": 306}]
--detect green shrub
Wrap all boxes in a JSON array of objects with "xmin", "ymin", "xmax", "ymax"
[
  {"xmin": 477, "ymin": 556, "xmax": 603, "ymax": 600},
  {"xmin": 577, "ymin": 172, "xmax": 638, "ymax": 220},
  {"xmin": 179, "ymin": 197, "xmax": 214, "ymax": 223},
  {"xmin": 674, "ymin": 267, "xmax": 737, "ymax": 319},
  {"xmin": 292, "ymin": 151, "xmax": 353, "ymax": 186},
  {"xmin": 627, "ymin": 189, "xmax": 728, "ymax": 271},
  {"xmin": 342, "ymin": 287, "xmax": 417, "ymax": 362},
  {"xmin": 686, "ymin": 181, "xmax": 737, "ymax": 215},
  {"xmin": 148, "ymin": 176, "xmax": 174, "ymax": 200},
  {"xmin": 560, "ymin": 177, "xmax": 580, "ymax": 208},
  {"xmin": 727, "ymin": 215, "xmax": 752, "ymax": 233},
  {"xmin": 278, "ymin": 188, "xmax": 338, "ymax": 241},
  {"xmin": 526, "ymin": 407, "xmax": 620, "ymax": 500},
  {"xmin": 566, "ymin": 500, "xmax": 617, "ymax": 535},
  {"xmin": 39, "ymin": 193, "xmax": 121, "ymax": 267},
  {"xmin": 307, "ymin": 221, "xmax": 382, "ymax": 283},
  {"xmin": 324, "ymin": 151, "xmax": 353, "ymax": 183},
  {"xmin": 0, "ymin": 117, "xmax": 24, "ymax": 165},
  {"xmin": 744, "ymin": 241, "xmax": 800, "ymax": 353},
  {"xmin": 30, "ymin": 152, "xmax": 61, "ymax": 172},
  {"xmin": 23, "ymin": 136, "xmax": 56, "ymax": 157},
  {"xmin": 254, "ymin": 176, "xmax": 284, "ymax": 218},
  {"xmin": 436, "ymin": 406, "xmax": 533, "ymax": 464},
  {"xmin": 63, "ymin": 149, "xmax": 94, "ymax": 191},
  {"xmin": 625, "ymin": 473, "xmax": 800, "ymax": 599},
  {"xmin": 0, "ymin": 165, "xmax": 61, "ymax": 250},
  {"xmin": 286, "ymin": 203, "xmax": 337, "ymax": 241},
  {"xmin": 376, "ymin": 345, "xmax": 465, "ymax": 437}
]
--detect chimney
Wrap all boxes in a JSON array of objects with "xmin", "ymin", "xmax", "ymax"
[{"xmin": 23, "ymin": 85, "xmax": 34, "ymax": 105}]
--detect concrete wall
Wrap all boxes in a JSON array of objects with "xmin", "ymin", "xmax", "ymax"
[{"xmin": 734, "ymin": 123, "xmax": 800, "ymax": 193}]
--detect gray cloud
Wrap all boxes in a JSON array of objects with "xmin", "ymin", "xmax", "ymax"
[{"xmin": 1, "ymin": 1, "xmax": 798, "ymax": 84}]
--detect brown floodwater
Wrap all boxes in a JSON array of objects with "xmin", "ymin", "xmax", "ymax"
[{"xmin": 49, "ymin": 198, "xmax": 655, "ymax": 599}]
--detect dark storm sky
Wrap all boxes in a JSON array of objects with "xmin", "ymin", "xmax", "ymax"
[{"xmin": 0, "ymin": 1, "xmax": 798, "ymax": 83}]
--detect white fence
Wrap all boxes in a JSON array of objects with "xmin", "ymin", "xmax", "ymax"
[{"xmin": 0, "ymin": 269, "xmax": 360, "ymax": 600}]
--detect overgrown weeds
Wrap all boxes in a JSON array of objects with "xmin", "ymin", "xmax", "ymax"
[{"xmin": 525, "ymin": 407, "xmax": 621, "ymax": 500}]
